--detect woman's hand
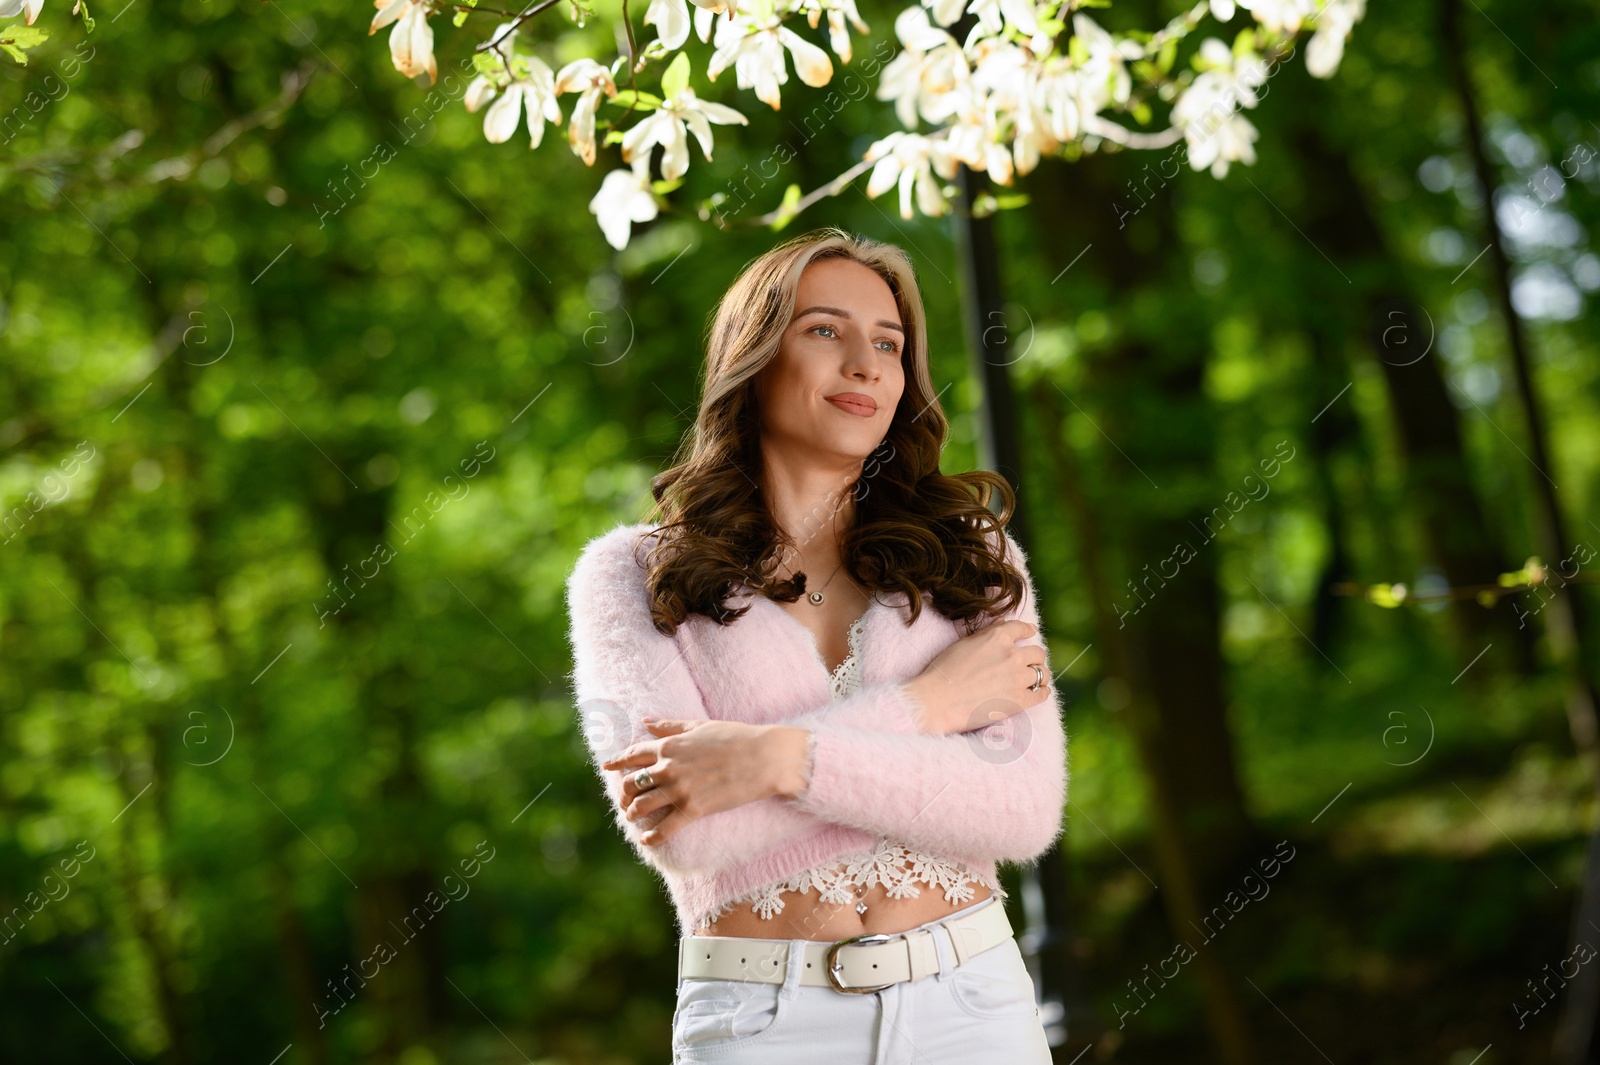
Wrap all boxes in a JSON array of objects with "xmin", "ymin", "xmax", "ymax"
[
  {"xmin": 599, "ymin": 719, "xmax": 811, "ymax": 848},
  {"xmin": 903, "ymin": 619, "xmax": 1051, "ymax": 736}
]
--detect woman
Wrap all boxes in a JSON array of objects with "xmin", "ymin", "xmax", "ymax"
[{"xmin": 566, "ymin": 227, "xmax": 1068, "ymax": 1063}]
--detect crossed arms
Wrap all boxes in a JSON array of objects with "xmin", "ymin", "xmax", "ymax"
[{"xmin": 565, "ymin": 523, "xmax": 1068, "ymax": 875}]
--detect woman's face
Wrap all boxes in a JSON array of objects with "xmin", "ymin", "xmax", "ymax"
[{"xmin": 755, "ymin": 257, "xmax": 907, "ymax": 471}]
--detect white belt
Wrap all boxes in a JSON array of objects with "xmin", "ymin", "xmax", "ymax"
[{"xmin": 678, "ymin": 897, "xmax": 1013, "ymax": 994}]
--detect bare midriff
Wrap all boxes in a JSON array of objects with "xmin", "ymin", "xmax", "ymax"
[{"xmin": 694, "ymin": 876, "xmax": 992, "ymax": 941}]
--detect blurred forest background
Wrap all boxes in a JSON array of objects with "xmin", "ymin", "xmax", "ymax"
[{"xmin": 2, "ymin": 0, "xmax": 1599, "ymax": 1061}]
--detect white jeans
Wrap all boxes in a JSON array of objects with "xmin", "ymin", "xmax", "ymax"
[{"xmin": 670, "ymin": 897, "xmax": 1052, "ymax": 1064}]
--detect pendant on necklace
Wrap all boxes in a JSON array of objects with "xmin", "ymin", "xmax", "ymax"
[{"xmin": 809, "ymin": 591, "xmax": 825, "ymax": 604}]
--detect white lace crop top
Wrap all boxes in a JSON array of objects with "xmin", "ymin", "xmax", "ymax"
[{"xmin": 695, "ymin": 609, "xmax": 1007, "ymax": 932}]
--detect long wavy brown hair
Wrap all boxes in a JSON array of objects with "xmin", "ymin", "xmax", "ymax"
[{"xmin": 638, "ymin": 226, "xmax": 1026, "ymax": 638}]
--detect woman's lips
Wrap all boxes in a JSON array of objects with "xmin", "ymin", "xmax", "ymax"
[{"xmin": 825, "ymin": 395, "xmax": 876, "ymax": 417}]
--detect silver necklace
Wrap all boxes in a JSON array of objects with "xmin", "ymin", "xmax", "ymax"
[
  {"xmin": 778, "ymin": 546, "xmax": 846, "ymax": 605},
  {"xmin": 805, "ymin": 559, "xmax": 846, "ymax": 605}
]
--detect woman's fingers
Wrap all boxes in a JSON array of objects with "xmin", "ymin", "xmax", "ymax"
[
  {"xmin": 626, "ymin": 784, "xmax": 676, "ymax": 822},
  {"xmin": 618, "ymin": 761, "xmax": 667, "ymax": 805},
  {"xmin": 600, "ymin": 741, "xmax": 658, "ymax": 771},
  {"xmin": 641, "ymin": 808, "xmax": 685, "ymax": 846},
  {"xmin": 1001, "ymin": 619, "xmax": 1038, "ymax": 642}
]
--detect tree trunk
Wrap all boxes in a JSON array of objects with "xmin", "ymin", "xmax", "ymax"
[
  {"xmin": 1029, "ymin": 148, "xmax": 1263, "ymax": 1065},
  {"xmin": 1437, "ymin": 0, "xmax": 1600, "ymax": 764},
  {"xmin": 1032, "ymin": 376, "xmax": 1259, "ymax": 1065},
  {"xmin": 951, "ymin": 161, "xmax": 1083, "ymax": 1052},
  {"xmin": 1438, "ymin": 4, "xmax": 1600, "ymax": 1062},
  {"xmin": 1286, "ymin": 127, "xmax": 1538, "ymax": 674},
  {"xmin": 307, "ymin": 438, "xmax": 447, "ymax": 1060}
]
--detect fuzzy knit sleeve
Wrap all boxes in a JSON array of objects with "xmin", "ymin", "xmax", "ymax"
[
  {"xmin": 787, "ymin": 528, "xmax": 1069, "ymax": 865},
  {"xmin": 566, "ymin": 523, "xmax": 935, "ymax": 877}
]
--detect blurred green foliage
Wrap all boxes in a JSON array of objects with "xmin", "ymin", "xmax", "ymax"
[{"xmin": 2, "ymin": 0, "xmax": 1598, "ymax": 1061}]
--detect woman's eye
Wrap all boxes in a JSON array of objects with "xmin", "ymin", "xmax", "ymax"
[{"xmin": 810, "ymin": 323, "xmax": 897, "ymax": 354}]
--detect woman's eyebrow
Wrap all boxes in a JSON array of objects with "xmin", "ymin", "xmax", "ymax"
[{"xmin": 795, "ymin": 305, "xmax": 905, "ymax": 334}]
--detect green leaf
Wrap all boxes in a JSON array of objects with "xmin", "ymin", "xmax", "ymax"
[
  {"xmin": 608, "ymin": 89, "xmax": 663, "ymax": 111},
  {"xmin": 993, "ymin": 193, "xmax": 1031, "ymax": 210},
  {"xmin": 651, "ymin": 176, "xmax": 685, "ymax": 195},
  {"xmin": 770, "ymin": 183, "xmax": 803, "ymax": 231},
  {"xmin": 660, "ymin": 51, "xmax": 690, "ymax": 100},
  {"xmin": 2, "ymin": 23, "xmax": 49, "ymax": 47},
  {"xmin": 0, "ymin": 23, "xmax": 47, "ymax": 64},
  {"xmin": 1131, "ymin": 100, "xmax": 1152, "ymax": 125},
  {"xmin": 1158, "ymin": 37, "xmax": 1177, "ymax": 73},
  {"xmin": 1366, "ymin": 583, "xmax": 1408, "ymax": 608}
]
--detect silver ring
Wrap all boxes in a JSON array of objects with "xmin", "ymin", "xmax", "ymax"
[
  {"xmin": 633, "ymin": 768, "xmax": 656, "ymax": 790},
  {"xmin": 1029, "ymin": 664, "xmax": 1044, "ymax": 692}
]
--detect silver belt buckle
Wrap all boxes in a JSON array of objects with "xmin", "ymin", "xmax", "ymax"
[{"xmin": 825, "ymin": 932, "xmax": 900, "ymax": 994}]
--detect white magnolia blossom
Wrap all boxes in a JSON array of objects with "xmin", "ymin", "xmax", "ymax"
[
  {"xmin": 1237, "ymin": 0, "xmax": 1317, "ymax": 35},
  {"xmin": 461, "ymin": 22, "xmax": 522, "ymax": 125},
  {"xmin": 876, "ymin": 7, "xmax": 967, "ymax": 129},
  {"xmin": 480, "ymin": 57, "xmax": 563, "ymax": 148},
  {"xmin": 1306, "ymin": 0, "xmax": 1365, "ymax": 78},
  {"xmin": 361, "ymin": 0, "xmax": 1364, "ymax": 249},
  {"xmin": 464, "ymin": 74, "xmax": 498, "ymax": 112},
  {"xmin": 369, "ymin": 0, "xmax": 436, "ymax": 85},
  {"xmin": 1171, "ymin": 36, "xmax": 1270, "ymax": 177},
  {"xmin": 0, "ymin": 0, "xmax": 44, "ymax": 24},
  {"xmin": 922, "ymin": 0, "xmax": 964, "ymax": 27},
  {"xmin": 481, "ymin": 19, "xmax": 520, "ymax": 53},
  {"xmin": 1188, "ymin": 110, "xmax": 1258, "ymax": 177},
  {"xmin": 1196, "ymin": 36, "xmax": 1270, "ymax": 111},
  {"xmin": 962, "ymin": 0, "xmax": 1053, "ymax": 55},
  {"xmin": 962, "ymin": 36, "xmax": 1032, "ymax": 179},
  {"xmin": 554, "ymin": 59, "xmax": 620, "ymax": 166},
  {"xmin": 705, "ymin": 3, "xmax": 834, "ymax": 111},
  {"xmin": 865, "ymin": 131, "xmax": 957, "ymax": 219},
  {"xmin": 620, "ymin": 85, "xmax": 748, "ymax": 180},
  {"xmin": 644, "ymin": 0, "xmax": 738, "ymax": 52},
  {"xmin": 1029, "ymin": 58, "xmax": 1088, "ymax": 146},
  {"xmin": 945, "ymin": 112, "xmax": 1016, "ymax": 186},
  {"xmin": 1071, "ymin": 14, "xmax": 1142, "ymax": 115},
  {"xmin": 788, "ymin": 0, "xmax": 872, "ymax": 65},
  {"xmin": 1010, "ymin": 62, "xmax": 1058, "ymax": 176},
  {"xmin": 590, "ymin": 157, "xmax": 660, "ymax": 250}
]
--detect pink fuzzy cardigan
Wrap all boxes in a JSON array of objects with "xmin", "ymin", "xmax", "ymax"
[{"xmin": 564, "ymin": 522, "xmax": 1069, "ymax": 937}]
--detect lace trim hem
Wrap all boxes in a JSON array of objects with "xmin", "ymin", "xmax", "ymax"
[{"xmin": 694, "ymin": 839, "xmax": 1004, "ymax": 930}]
